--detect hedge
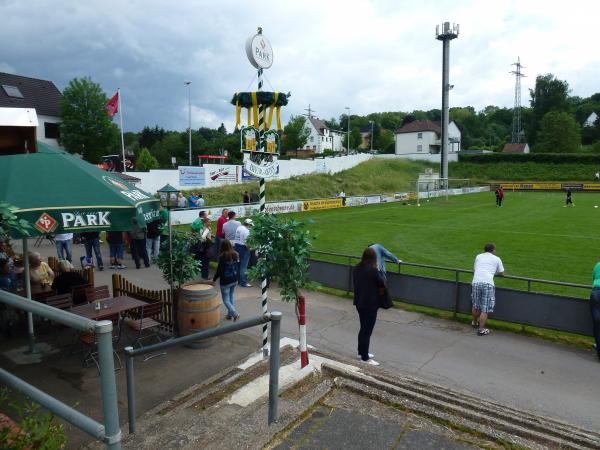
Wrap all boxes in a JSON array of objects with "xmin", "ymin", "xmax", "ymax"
[{"xmin": 458, "ymin": 153, "xmax": 600, "ymax": 164}]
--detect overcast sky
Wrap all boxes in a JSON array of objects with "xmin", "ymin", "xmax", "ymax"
[{"xmin": 1, "ymin": 0, "xmax": 598, "ymax": 132}]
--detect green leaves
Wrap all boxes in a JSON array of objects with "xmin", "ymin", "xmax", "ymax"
[
  {"xmin": 156, "ymin": 229, "xmax": 201, "ymax": 288},
  {"xmin": 0, "ymin": 202, "xmax": 31, "ymax": 238},
  {"xmin": 247, "ymin": 214, "xmax": 313, "ymax": 303},
  {"xmin": 136, "ymin": 147, "xmax": 160, "ymax": 171}
]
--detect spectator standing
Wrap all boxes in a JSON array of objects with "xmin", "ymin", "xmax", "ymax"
[
  {"xmin": 216, "ymin": 208, "xmax": 229, "ymax": 252},
  {"xmin": 52, "ymin": 260, "xmax": 86, "ymax": 295},
  {"xmin": 353, "ymin": 247, "xmax": 385, "ymax": 366},
  {"xmin": 242, "ymin": 191, "xmax": 250, "ymax": 204},
  {"xmin": 191, "ymin": 210, "xmax": 208, "ymax": 234},
  {"xmin": 471, "ymin": 243, "xmax": 505, "ymax": 336},
  {"xmin": 188, "ymin": 192, "xmax": 198, "ymax": 208},
  {"xmin": 130, "ymin": 218, "xmax": 150, "ymax": 269},
  {"xmin": 81, "ymin": 231, "xmax": 104, "ymax": 271},
  {"xmin": 213, "ymin": 239, "xmax": 240, "ymax": 321},
  {"xmin": 223, "ymin": 211, "xmax": 241, "ymax": 242},
  {"xmin": 177, "ymin": 192, "xmax": 187, "ymax": 208},
  {"xmin": 0, "ymin": 259, "xmax": 17, "ymax": 293},
  {"xmin": 234, "ymin": 218, "xmax": 253, "ymax": 287},
  {"xmin": 193, "ymin": 218, "xmax": 213, "ymax": 280},
  {"xmin": 146, "ymin": 219, "xmax": 161, "ymax": 262},
  {"xmin": 369, "ymin": 243, "xmax": 401, "ymax": 280},
  {"xmin": 107, "ymin": 231, "xmax": 126, "ymax": 269},
  {"xmin": 250, "ymin": 192, "xmax": 259, "ymax": 203},
  {"xmin": 339, "ymin": 190, "xmax": 346, "ymax": 206},
  {"xmin": 54, "ymin": 233, "xmax": 73, "ymax": 262},
  {"xmin": 196, "ymin": 193, "xmax": 205, "ymax": 207},
  {"xmin": 497, "ymin": 186, "xmax": 504, "ymax": 207},
  {"xmin": 589, "ymin": 262, "xmax": 600, "ymax": 362}
]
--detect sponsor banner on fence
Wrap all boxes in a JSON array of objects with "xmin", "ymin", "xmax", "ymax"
[
  {"xmin": 491, "ymin": 182, "xmax": 600, "ymax": 191},
  {"xmin": 346, "ymin": 195, "xmax": 381, "ymax": 207},
  {"xmin": 302, "ymin": 198, "xmax": 343, "ymax": 211},
  {"xmin": 204, "ymin": 164, "xmax": 240, "ymax": 187},
  {"xmin": 178, "ymin": 166, "xmax": 205, "ymax": 186},
  {"xmin": 265, "ymin": 201, "xmax": 303, "ymax": 214}
]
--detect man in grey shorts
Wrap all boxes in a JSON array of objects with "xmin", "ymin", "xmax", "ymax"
[{"xmin": 471, "ymin": 243, "xmax": 505, "ymax": 336}]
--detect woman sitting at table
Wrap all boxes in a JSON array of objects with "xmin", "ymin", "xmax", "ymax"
[
  {"xmin": 52, "ymin": 260, "xmax": 86, "ymax": 295},
  {"xmin": 0, "ymin": 259, "xmax": 17, "ymax": 293},
  {"xmin": 29, "ymin": 252, "xmax": 55, "ymax": 294}
]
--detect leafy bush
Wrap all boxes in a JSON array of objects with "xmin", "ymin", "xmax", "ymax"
[
  {"xmin": 458, "ymin": 153, "xmax": 600, "ymax": 164},
  {"xmin": 156, "ymin": 229, "xmax": 201, "ymax": 288},
  {"xmin": 0, "ymin": 388, "xmax": 67, "ymax": 449}
]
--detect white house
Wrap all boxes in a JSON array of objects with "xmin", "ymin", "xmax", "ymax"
[
  {"xmin": 303, "ymin": 116, "xmax": 345, "ymax": 153},
  {"xmin": 395, "ymin": 120, "xmax": 461, "ymax": 157},
  {"xmin": 0, "ymin": 72, "xmax": 63, "ymax": 147},
  {"xmin": 584, "ymin": 112, "xmax": 598, "ymax": 127}
]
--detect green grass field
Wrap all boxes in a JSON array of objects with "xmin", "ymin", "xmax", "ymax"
[{"xmin": 290, "ymin": 190, "xmax": 600, "ymax": 298}]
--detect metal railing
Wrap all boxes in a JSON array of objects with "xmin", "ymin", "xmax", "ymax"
[
  {"xmin": 0, "ymin": 290, "xmax": 122, "ymax": 449},
  {"xmin": 124, "ymin": 311, "xmax": 282, "ymax": 434},
  {"xmin": 310, "ymin": 249, "xmax": 590, "ymax": 295}
]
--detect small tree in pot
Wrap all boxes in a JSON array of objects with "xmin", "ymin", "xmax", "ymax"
[
  {"xmin": 156, "ymin": 229, "xmax": 201, "ymax": 334},
  {"xmin": 248, "ymin": 214, "xmax": 313, "ymax": 367}
]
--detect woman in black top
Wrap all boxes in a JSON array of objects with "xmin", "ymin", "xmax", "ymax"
[
  {"xmin": 213, "ymin": 239, "xmax": 240, "ymax": 321},
  {"xmin": 51, "ymin": 260, "xmax": 86, "ymax": 296},
  {"xmin": 353, "ymin": 246, "xmax": 385, "ymax": 366}
]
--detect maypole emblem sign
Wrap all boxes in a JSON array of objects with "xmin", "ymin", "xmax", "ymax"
[{"xmin": 245, "ymin": 33, "xmax": 274, "ymax": 69}]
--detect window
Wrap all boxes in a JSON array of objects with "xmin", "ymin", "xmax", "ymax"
[
  {"xmin": 417, "ymin": 132, "xmax": 423, "ymax": 139},
  {"xmin": 44, "ymin": 122, "xmax": 60, "ymax": 139},
  {"xmin": 2, "ymin": 85, "xmax": 24, "ymax": 98},
  {"xmin": 321, "ymin": 136, "xmax": 324, "ymax": 142},
  {"xmin": 310, "ymin": 136, "xmax": 314, "ymax": 142},
  {"xmin": 417, "ymin": 145, "xmax": 423, "ymax": 152}
]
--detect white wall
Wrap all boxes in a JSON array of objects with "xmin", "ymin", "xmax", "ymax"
[
  {"xmin": 395, "ymin": 130, "xmax": 438, "ymax": 155},
  {"xmin": 37, "ymin": 114, "xmax": 62, "ymax": 147},
  {"xmin": 131, "ymin": 153, "xmax": 373, "ymax": 194}
]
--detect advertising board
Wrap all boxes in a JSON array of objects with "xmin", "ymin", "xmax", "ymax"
[
  {"xmin": 178, "ymin": 166, "xmax": 205, "ymax": 186},
  {"xmin": 302, "ymin": 198, "xmax": 343, "ymax": 211}
]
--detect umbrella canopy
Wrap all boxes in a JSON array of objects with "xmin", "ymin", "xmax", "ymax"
[{"xmin": 0, "ymin": 142, "xmax": 160, "ymax": 236}]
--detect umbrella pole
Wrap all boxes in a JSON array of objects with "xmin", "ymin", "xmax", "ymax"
[
  {"xmin": 22, "ymin": 238, "xmax": 37, "ymax": 354},
  {"xmin": 168, "ymin": 211, "xmax": 176, "ymax": 336}
]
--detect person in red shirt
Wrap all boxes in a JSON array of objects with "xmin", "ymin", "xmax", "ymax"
[
  {"xmin": 498, "ymin": 186, "xmax": 504, "ymax": 207},
  {"xmin": 216, "ymin": 208, "xmax": 229, "ymax": 254}
]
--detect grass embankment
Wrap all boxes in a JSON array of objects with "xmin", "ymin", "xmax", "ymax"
[
  {"xmin": 182, "ymin": 159, "xmax": 435, "ymax": 206},
  {"xmin": 449, "ymin": 162, "xmax": 597, "ymax": 183}
]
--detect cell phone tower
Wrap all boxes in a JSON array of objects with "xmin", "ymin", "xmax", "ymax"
[
  {"xmin": 510, "ymin": 57, "xmax": 526, "ymax": 143},
  {"xmin": 436, "ymin": 22, "xmax": 459, "ymax": 186}
]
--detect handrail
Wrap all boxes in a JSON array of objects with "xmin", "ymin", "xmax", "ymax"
[
  {"xmin": 0, "ymin": 290, "xmax": 122, "ymax": 449},
  {"xmin": 123, "ymin": 312, "xmax": 282, "ymax": 434},
  {"xmin": 309, "ymin": 249, "xmax": 590, "ymax": 290}
]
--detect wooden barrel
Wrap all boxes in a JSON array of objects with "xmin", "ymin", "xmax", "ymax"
[{"xmin": 177, "ymin": 283, "xmax": 220, "ymax": 347}]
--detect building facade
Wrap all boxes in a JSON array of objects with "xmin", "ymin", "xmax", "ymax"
[
  {"xmin": 394, "ymin": 120, "xmax": 461, "ymax": 156},
  {"xmin": 304, "ymin": 116, "xmax": 345, "ymax": 153},
  {"xmin": 0, "ymin": 72, "xmax": 62, "ymax": 147}
]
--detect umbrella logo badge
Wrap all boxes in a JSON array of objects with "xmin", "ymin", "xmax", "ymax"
[
  {"xmin": 103, "ymin": 176, "xmax": 129, "ymax": 191},
  {"xmin": 34, "ymin": 213, "xmax": 58, "ymax": 233}
]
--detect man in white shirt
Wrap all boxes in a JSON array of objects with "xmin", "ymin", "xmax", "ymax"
[
  {"xmin": 233, "ymin": 218, "xmax": 253, "ymax": 287},
  {"xmin": 471, "ymin": 243, "xmax": 505, "ymax": 336},
  {"xmin": 222, "ymin": 211, "xmax": 241, "ymax": 242},
  {"xmin": 54, "ymin": 233, "xmax": 73, "ymax": 262}
]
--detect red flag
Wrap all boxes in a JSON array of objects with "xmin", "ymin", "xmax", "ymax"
[{"xmin": 106, "ymin": 91, "xmax": 119, "ymax": 118}]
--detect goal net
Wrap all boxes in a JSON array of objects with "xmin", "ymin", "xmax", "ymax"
[{"xmin": 414, "ymin": 176, "xmax": 471, "ymax": 205}]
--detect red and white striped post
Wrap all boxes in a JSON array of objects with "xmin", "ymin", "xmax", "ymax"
[{"xmin": 298, "ymin": 294, "xmax": 308, "ymax": 368}]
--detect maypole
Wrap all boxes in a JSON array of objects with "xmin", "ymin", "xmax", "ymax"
[{"xmin": 233, "ymin": 27, "xmax": 288, "ymax": 357}]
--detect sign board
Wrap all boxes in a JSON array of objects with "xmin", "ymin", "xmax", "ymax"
[
  {"xmin": 243, "ymin": 154, "xmax": 279, "ymax": 179},
  {"xmin": 302, "ymin": 198, "xmax": 343, "ymax": 211},
  {"xmin": 245, "ymin": 33, "xmax": 274, "ymax": 69},
  {"xmin": 178, "ymin": 166, "xmax": 205, "ymax": 186},
  {"xmin": 204, "ymin": 164, "xmax": 240, "ymax": 187}
]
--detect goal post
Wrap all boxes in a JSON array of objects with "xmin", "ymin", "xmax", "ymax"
[{"xmin": 414, "ymin": 177, "xmax": 471, "ymax": 206}]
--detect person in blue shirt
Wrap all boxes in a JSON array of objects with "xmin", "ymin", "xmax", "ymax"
[
  {"xmin": 0, "ymin": 259, "xmax": 17, "ymax": 293},
  {"xmin": 188, "ymin": 192, "xmax": 199, "ymax": 208},
  {"xmin": 368, "ymin": 243, "xmax": 401, "ymax": 279}
]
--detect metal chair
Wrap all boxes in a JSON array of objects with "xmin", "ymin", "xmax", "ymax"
[
  {"xmin": 126, "ymin": 301, "xmax": 165, "ymax": 361},
  {"xmin": 80, "ymin": 313, "xmax": 122, "ymax": 372}
]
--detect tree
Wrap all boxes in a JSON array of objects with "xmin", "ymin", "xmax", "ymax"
[
  {"xmin": 217, "ymin": 123, "xmax": 227, "ymax": 134},
  {"xmin": 281, "ymin": 115, "xmax": 310, "ymax": 152},
  {"xmin": 59, "ymin": 77, "xmax": 119, "ymax": 163},
  {"xmin": 0, "ymin": 202, "xmax": 31, "ymax": 238},
  {"xmin": 529, "ymin": 74, "xmax": 571, "ymax": 145},
  {"xmin": 349, "ymin": 127, "xmax": 362, "ymax": 150},
  {"xmin": 377, "ymin": 129, "xmax": 395, "ymax": 153},
  {"xmin": 535, "ymin": 111, "xmax": 581, "ymax": 153},
  {"xmin": 136, "ymin": 147, "xmax": 159, "ymax": 171},
  {"xmin": 139, "ymin": 126, "xmax": 166, "ymax": 150}
]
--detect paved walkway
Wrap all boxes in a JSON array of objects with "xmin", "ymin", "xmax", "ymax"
[{"xmin": 14, "ymin": 238, "xmax": 600, "ymax": 433}]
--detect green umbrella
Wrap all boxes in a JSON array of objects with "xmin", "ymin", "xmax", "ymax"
[{"xmin": 0, "ymin": 142, "xmax": 160, "ymax": 235}]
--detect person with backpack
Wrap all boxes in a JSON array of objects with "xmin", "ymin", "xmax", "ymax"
[{"xmin": 213, "ymin": 239, "xmax": 240, "ymax": 321}]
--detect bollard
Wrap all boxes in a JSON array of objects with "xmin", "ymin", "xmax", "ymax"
[
  {"xmin": 268, "ymin": 311, "xmax": 282, "ymax": 425},
  {"xmin": 96, "ymin": 321, "xmax": 122, "ymax": 449},
  {"xmin": 125, "ymin": 347, "xmax": 136, "ymax": 434}
]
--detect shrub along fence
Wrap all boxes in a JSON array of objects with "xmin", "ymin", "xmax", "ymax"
[{"xmin": 459, "ymin": 153, "xmax": 600, "ymax": 164}]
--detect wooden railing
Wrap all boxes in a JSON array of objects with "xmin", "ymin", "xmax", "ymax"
[
  {"xmin": 111, "ymin": 273, "xmax": 174, "ymax": 333},
  {"xmin": 47, "ymin": 256, "xmax": 95, "ymax": 286}
]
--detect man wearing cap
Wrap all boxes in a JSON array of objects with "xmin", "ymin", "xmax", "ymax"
[{"xmin": 234, "ymin": 218, "xmax": 253, "ymax": 287}]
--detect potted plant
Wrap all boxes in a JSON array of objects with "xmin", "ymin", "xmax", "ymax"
[{"xmin": 248, "ymin": 214, "xmax": 313, "ymax": 367}]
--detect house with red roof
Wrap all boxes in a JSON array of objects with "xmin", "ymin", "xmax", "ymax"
[
  {"xmin": 501, "ymin": 143, "xmax": 530, "ymax": 153},
  {"xmin": 394, "ymin": 119, "xmax": 461, "ymax": 159}
]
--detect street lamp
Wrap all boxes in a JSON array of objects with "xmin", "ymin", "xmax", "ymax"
[
  {"xmin": 345, "ymin": 106, "xmax": 350, "ymax": 155},
  {"xmin": 369, "ymin": 120, "xmax": 374, "ymax": 152},
  {"xmin": 157, "ymin": 183, "xmax": 180, "ymax": 310},
  {"xmin": 185, "ymin": 81, "xmax": 192, "ymax": 166}
]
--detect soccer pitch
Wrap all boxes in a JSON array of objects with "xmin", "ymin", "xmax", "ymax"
[{"xmin": 292, "ymin": 191, "xmax": 600, "ymax": 295}]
